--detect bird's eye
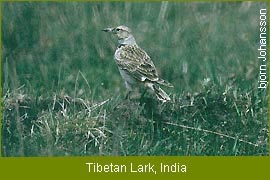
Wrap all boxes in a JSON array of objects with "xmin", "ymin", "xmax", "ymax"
[{"xmin": 116, "ymin": 28, "xmax": 120, "ymax": 31}]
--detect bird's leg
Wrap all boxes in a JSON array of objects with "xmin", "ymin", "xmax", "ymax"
[
  {"xmin": 124, "ymin": 91, "xmax": 131, "ymax": 100},
  {"xmin": 141, "ymin": 88, "xmax": 148, "ymax": 99}
]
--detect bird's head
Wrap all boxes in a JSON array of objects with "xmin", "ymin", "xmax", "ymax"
[
  {"xmin": 102, "ymin": 25, "xmax": 132, "ymax": 40},
  {"xmin": 102, "ymin": 25, "xmax": 136, "ymax": 45}
]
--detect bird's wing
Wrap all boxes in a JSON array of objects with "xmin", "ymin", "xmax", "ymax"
[{"xmin": 115, "ymin": 45, "xmax": 160, "ymax": 82}]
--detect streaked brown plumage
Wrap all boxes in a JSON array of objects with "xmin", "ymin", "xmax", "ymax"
[{"xmin": 103, "ymin": 25, "xmax": 173, "ymax": 102}]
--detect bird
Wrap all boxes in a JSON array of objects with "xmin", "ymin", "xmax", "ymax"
[{"xmin": 102, "ymin": 25, "xmax": 173, "ymax": 102}]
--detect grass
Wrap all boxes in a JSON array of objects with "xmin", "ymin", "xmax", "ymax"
[{"xmin": 2, "ymin": 2, "xmax": 269, "ymax": 156}]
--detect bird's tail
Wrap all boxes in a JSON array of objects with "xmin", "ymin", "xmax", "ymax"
[
  {"xmin": 152, "ymin": 84, "xmax": 171, "ymax": 103},
  {"xmin": 157, "ymin": 78, "xmax": 174, "ymax": 87}
]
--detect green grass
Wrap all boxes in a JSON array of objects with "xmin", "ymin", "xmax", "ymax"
[{"xmin": 2, "ymin": 2, "xmax": 268, "ymax": 156}]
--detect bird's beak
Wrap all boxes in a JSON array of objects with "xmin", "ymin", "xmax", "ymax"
[{"xmin": 102, "ymin": 27, "xmax": 114, "ymax": 32}]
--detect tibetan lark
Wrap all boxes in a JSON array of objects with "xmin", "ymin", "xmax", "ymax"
[{"xmin": 102, "ymin": 25, "xmax": 173, "ymax": 102}]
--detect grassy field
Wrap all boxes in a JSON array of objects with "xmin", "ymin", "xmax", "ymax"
[{"xmin": 2, "ymin": 2, "xmax": 269, "ymax": 156}]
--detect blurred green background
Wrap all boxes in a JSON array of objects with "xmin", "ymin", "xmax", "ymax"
[
  {"xmin": 3, "ymin": 2, "xmax": 265, "ymax": 96},
  {"xmin": 2, "ymin": 2, "xmax": 268, "ymax": 156}
]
